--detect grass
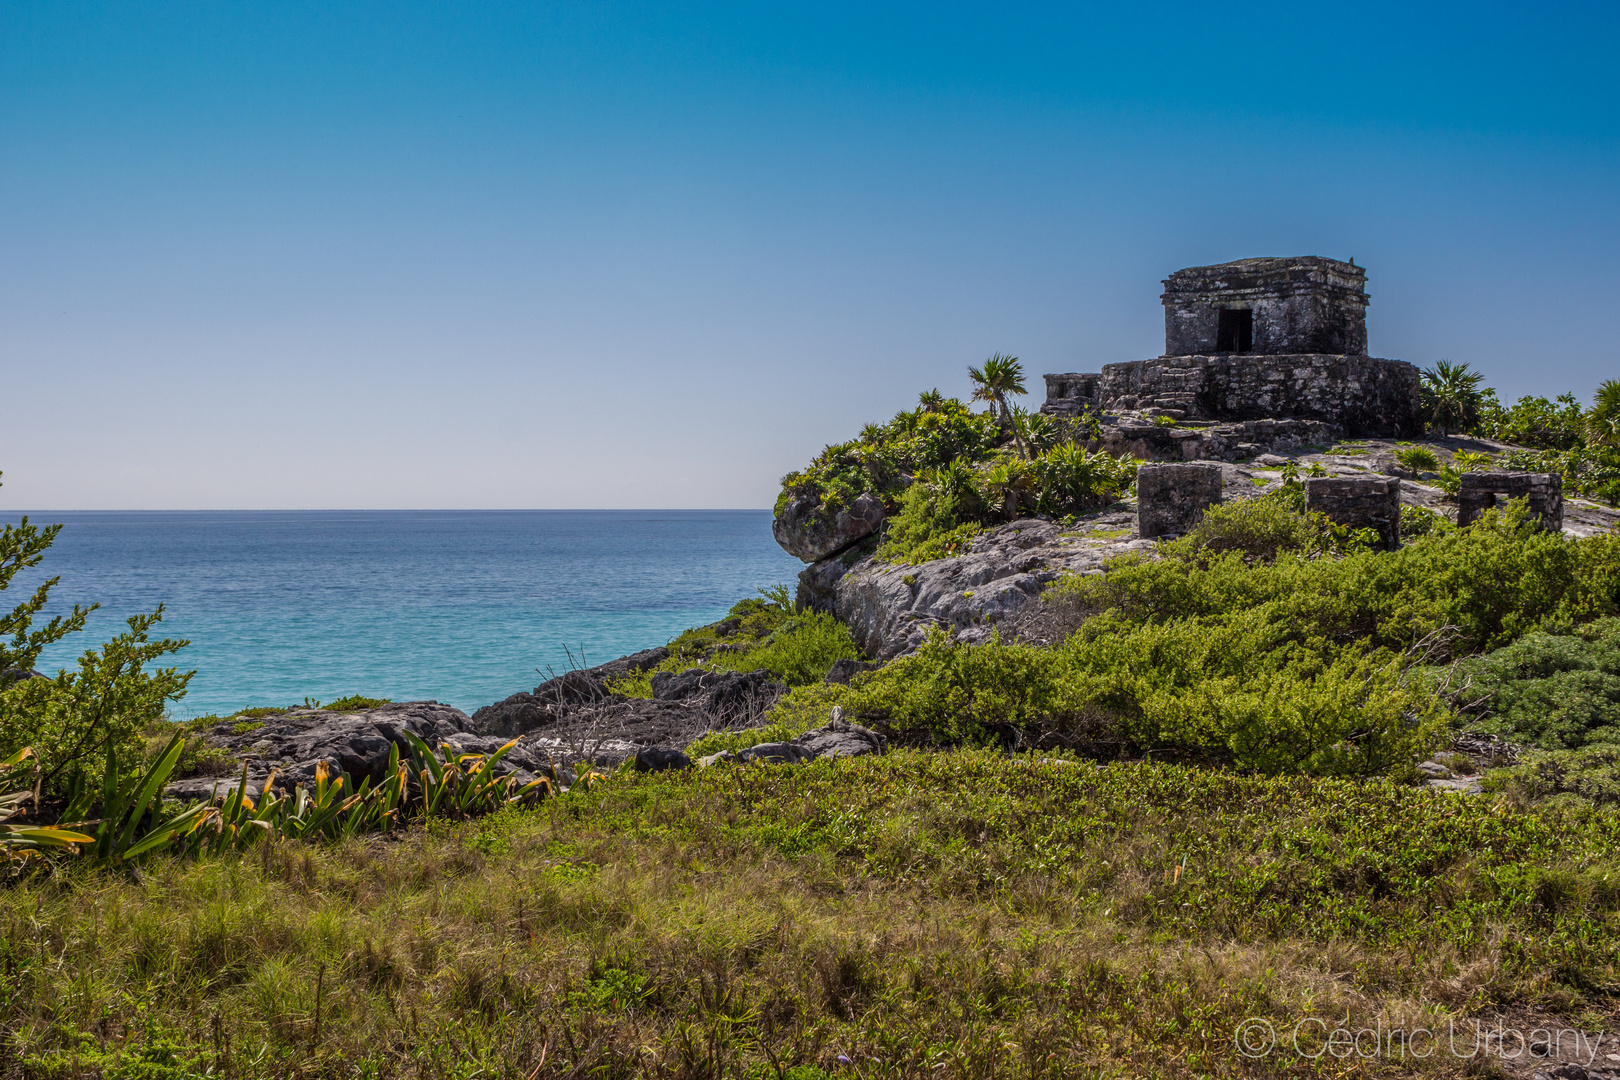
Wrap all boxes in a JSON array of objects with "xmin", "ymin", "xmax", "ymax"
[
  {"xmin": 4, "ymin": 751, "xmax": 1619, "ymax": 1078},
  {"xmin": 608, "ymin": 598, "xmax": 863, "ymax": 697}
]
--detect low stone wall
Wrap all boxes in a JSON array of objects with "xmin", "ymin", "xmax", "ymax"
[
  {"xmin": 1304, "ymin": 476, "xmax": 1402, "ymax": 550},
  {"xmin": 1095, "ymin": 354, "xmax": 1421, "ymax": 438},
  {"xmin": 1100, "ymin": 416, "xmax": 1335, "ymax": 463},
  {"xmin": 1137, "ymin": 462, "xmax": 1223, "ymax": 539},
  {"xmin": 1457, "ymin": 472, "xmax": 1563, "ymax": 533},
  {"xmin": 1042, "ymin": 372, "xmax": 1101, "ymax": 416}
]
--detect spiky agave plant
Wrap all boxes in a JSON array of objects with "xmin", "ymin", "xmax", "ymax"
[{"xmin": 0, "ymin": 749, "xmax": 93, "ymax": 860}]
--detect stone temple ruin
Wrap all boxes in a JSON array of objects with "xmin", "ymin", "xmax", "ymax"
[{"xmin": 1043, "ymin": 257, "xmax": 1423, "ymax": 449}]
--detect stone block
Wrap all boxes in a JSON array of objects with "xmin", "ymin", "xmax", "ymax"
[
  {"xmin": 1304, "ymin": 476, "xmax": 1402, "ymax": 550},
  {"xmin": 1137, "ymin": 462, "xmax": 1223, "ymax": 539},
  {"xmin": 1457, "ymin": 472, "xmax": 1563, "ymax": 533}
]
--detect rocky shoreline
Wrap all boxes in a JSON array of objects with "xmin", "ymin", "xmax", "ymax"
[{"xmin": 171, "ymin": 431, "xmax": 1620, "ymax": 804}]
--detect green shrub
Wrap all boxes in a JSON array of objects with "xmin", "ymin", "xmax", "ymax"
[
  {"xmin": 321, "ymin": 695, "xmax": 393, "ymax": 712},
  {"xmin": 1166, "ymin": 493, "xmax": 1355, "ymax": 564},
  {"xmin": 1068, "ymin": 502, "xmax": 1619, "ymax": 659},
  {"xmin": 1486, "ymin": 744, "xmax": 1620, "ymax": 808},
  {"xmin": 1400, "ymin": 504, "xmax": 1450, "ymax": 539},
  {"xmin": 611, "ymin": 599, "xmax": 863, "ymax": 694},
  {"xmin": 1481, "ymin": 391, "xmax": 1589, "ymax": 450},
  {"xmin": 825, "ymin": 616, "xmax": 1443, "ymax": 774},
  {"xmin": 775, "ymin": 393, "xmax": 1001, "ymax": 522},
  {"xmin": 1451, "ymin": 617, "xmax": 1620, "ymax": 750},
  {"xmin": 843, "ymin": 631, "xmax": 1076, "ymax": 747},
  {"xmin": 727, "ymin": 611, "xmax": 862, "ymax": 686},
  {"xmin": 873, "ymin": 481, "xmax": 983, "ymax": 564}
]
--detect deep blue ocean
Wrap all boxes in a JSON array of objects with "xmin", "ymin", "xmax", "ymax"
[{"xmin": 3, "ymin": 510, "xmax": 803, "ymax": 719}]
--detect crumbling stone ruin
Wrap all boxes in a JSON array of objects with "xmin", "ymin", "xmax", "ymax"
[
  {"xmin": 1136, "ymin": 462, "xmax": 1223, "ymax": 538},
  {"xmin": 1043, "ymin": 257, "xmax": 1423, "ymax": 451},
  {"xmin": 1457, "ymin": 471, "xmax": 1563, "ymax": 533},
  {"xmin": 1304, "ymin": 476, "xmax": 1402, "ymax": 550}
]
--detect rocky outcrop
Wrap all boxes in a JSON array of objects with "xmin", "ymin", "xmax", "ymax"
[
  {"xmin": 166, "ymin": 701, "xmax": 488, "ymax": 802},
  {"xmin": 773, "ymin": 491, "xmax": 886, "ymax": 563},
  {"xmin": 801, "ymin": 516, "xmax": 1152, "ymax": 660},
  {"xmin": 471, "ymin": 646, "xmax": 670, "ymax": 737},
  {"xmin": 650, "ymin": 667, "xmax": 785, "ymax": 725}
]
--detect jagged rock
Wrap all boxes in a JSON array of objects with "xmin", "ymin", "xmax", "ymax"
[
  {"xmin": 633, "ymin": 747, "xmax": 693, "ymax": 772},
  {"xmin": 792, "ymin": 715, "xmax": 885, "ymax": 759},
  {"xmin": 737, "ymin": 741, "xmax": 818, "ymax": 765},
  {"xmin": 588, "ymin": 646, "xmax": 671, "ymax": 681},
  {"xmin": 773, "ymin": 491, "xmax": 886, "ymax": 563},
  {"xmin": 531, "ymin": 669, "xmax": 611, "ymax": 707},
  {"xmin": 823, "ymin": 658, "xmax": 881, "ymax": 685},
  {"xmin": 167, "ymin": 701, "xmax": 473, "ymax": 799},
  {"xmin": 471, "ymin": 692, "xmax": 556, "ymax": 737},
  {"xmin": 650, "ymin": 668, "xmax": 785, "ymax": 726},
  {"xmin": 805, "ymin": 518, "xmax": 1153, "ymax": 660},
  {"xmin": 472, "ymin": 647, "xmax": 672, "ymax": 737},
  {"xmin": 0, "ymin": 667, "xmax": 45, "ymax": 687}
]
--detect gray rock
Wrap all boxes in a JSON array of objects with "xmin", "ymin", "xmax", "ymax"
[
  {"xmin": 173, "ymin": 701, "xmax": 473, "ymax": 795},
  {"xmin": 0, "ymin": 667, "xmax": 46, "ymax": 687},
  {"xmin": 470, "ymin": 692, "xmax": 556, "ymax": 737},
  {"xmin": 736, "ymin": 741, "xmax": 817, "ymax": 765},
  {"xmin": 633, "ymin": 747, "xmax": 693, "ymax": 772},
  {"xmin": 792, "ymin": 715, "xmax": 885, "ymax": 759},
  {"xmin": 773, "ymin": 490, "xmax": 886, "ymax": 563},
  {"xmin": 650, "ymin": 668, "xmax": 785, "ymax": 726},
  {"xmin": 823, "ymin": 657, "xmax": 881, "ymax": 685},
  {"xmin": 802, "ymin": 518, "xmax": 1153, "ymax": 660}
]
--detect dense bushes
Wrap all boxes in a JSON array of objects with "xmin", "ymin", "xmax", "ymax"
[
  {"xmin": 1453, "ymin": 617, "xmax": 1620, "ymax": 751},
  {"xmin": 776, "ymin": 364, "xmax": 1134, "ymax": 567},
  {"xmin": 872, "ymin": 443, "xmax": 1135, "ymax": 564},
  {"xmin": 775, "ymin": 499, "xmax": 1620, "ymax": 776},
  {"xmin": 775, "ymin": 392, "xmax": 1002, "ymax": 521}
]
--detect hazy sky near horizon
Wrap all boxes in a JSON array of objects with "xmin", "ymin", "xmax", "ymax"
[{"xmin": 3, "ymin": 2, "xmax": 1617, "ymax": 509}]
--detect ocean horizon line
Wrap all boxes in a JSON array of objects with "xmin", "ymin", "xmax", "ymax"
[{"xmin": 2, "ymin": 507, "xmax": 776, "ymax": 515}]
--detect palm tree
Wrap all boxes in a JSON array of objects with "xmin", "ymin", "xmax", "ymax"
[
  {"xmin": 1591, "ymin": 380, "xmax": 1620, "ymax": 447},
  {"xmin": 1419, "ymin": 360, "xmax": 1485, "ymax": 437},
  {"xmin": 968, "ymin": 354, "xmax": 1029, "ymax": 457}
]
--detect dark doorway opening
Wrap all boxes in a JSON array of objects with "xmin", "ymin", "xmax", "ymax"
[{"xmin": 1216, "ymin": 308, "xmax": 1253, "ymax": 353}]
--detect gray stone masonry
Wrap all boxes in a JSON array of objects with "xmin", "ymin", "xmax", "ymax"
[
  {"xmin": 1042, "ymin": 372, "xmax": 1102, "ymax": 416},
  {"xmin": 1137, "ymin": 462, "xmax": 1223, "ymax": 539},
  {"xmin": 1457, "ymin": 471, "xmax": 1563, "ymax": 533},
  {"xmin": 1162, "ymin": 256, "xmax": 1368, "ymax": 357},
  {"xmin": 1096, "ymin": 353, "xmax": 1422, "ymax": 437},
  {"xmin": 1038, "ymin": 257, "xmax": 1422, "ymax": 444},
  {"xmin": 1304, "ymin": 476, "xmax": 1402, "ymax": 550}
]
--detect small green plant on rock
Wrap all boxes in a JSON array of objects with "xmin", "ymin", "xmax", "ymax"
[{"xmin": 1395, "ymin": 446, "xmax": 1440, "ymax": 473}]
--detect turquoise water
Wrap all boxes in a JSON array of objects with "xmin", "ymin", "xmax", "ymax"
[{"xmin": 4, "ymin": 510, "xmax": 803, "ymax": 718}]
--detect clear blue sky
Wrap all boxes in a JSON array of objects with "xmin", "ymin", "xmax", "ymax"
[{"xmin": 3, "ymin": 2, "xmax": 1617, "ymax": 509}]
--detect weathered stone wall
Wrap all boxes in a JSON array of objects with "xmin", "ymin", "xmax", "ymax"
[
  {"xmin": 1137, "ymin": 463, "xmax": 1223, "ymax": 539},
  {"xmin": 1162, "ymin": 257, "xmax": 1368, "ymax": 357},
  {"xmin": 1304, "ymin": 476, "xmax": 1402, "ymax": 550},
  {"xmin": 1042, "ymin": 372, "xmax": 1102, "ymax": 416},
  {"xmin": 1096, "ymin": 354, "xmax": 1421, "ymax": 438},
  {"xmin": 1100, "ymin": 416, "xmax": 1334, "ymax": 462},
  {"xmin": 1457, "ymin": 472, "xmax": 1564, "ymax": 533}
]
